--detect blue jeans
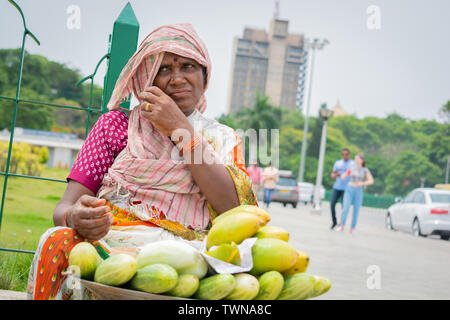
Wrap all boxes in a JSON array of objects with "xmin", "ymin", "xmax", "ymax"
[
  {"xmin": 264, "ymin": 188, "xmax": 275, "ymax": 206},
  {"xmin": 340, "ymin": 185, "xmax": 364, "ymax": 229}
]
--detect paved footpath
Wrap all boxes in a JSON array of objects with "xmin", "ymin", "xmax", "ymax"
[
  {"xmin": 265, "ymin": 201, "xmax": 450, "ymax": 299},
  {"xmin": 2, "ymin": 202, "xmax": 449, "ymax": 300}
]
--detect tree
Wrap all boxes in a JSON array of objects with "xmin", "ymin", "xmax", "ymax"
[
  {"xmin": 427, "ymin": 124, "xmax": 450, "ymax": 173},
  {"xmin": 385, "ymin": 150, "xmax": 442, "ymax": 195},
  {"xmin": 0, "ymin": 48, "xmax": 103, "ymax": 135},
  {"xmin": 234, "ymin": 93, "xmax": 282, "ymax": 165},
  {"xmin": 0, "ymin": 87, "xmax": 54, "ymax": 131},
  {"xmin": 440, "ymin": 100, "xmax": 450, "ymax": 123},
  {"xmin": 279, "ymin": 127, "xmax": 304, "ymax": 175},
  {"xmin": 235, "ymin": 93, "xmax": 281, "ymax": 133}
]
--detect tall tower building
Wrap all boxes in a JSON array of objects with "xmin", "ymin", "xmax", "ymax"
[{"xmin": 226, "ymin": 18, "xmax": 306, "ymax": 114}]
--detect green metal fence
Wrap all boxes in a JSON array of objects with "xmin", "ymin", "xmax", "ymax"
[
  {"xmin": 0, "ymin": 1, "xmax": 139, "ymax": 255},
  {"xmin": 324, "ymin": 190, "xmax": 397, "ymax": 209}
]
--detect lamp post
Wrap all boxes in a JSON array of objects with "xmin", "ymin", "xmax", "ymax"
[
  {"xmin": 298, "ymin": 38, "xmax": 329, "ymax": 183},
  {"xmin": 311, "ymin": 107, "xmax": 334, "ymax": 212}
]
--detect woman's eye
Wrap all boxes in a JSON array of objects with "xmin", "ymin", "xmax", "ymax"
[
  {"xmin": 183, "ymin": 63, "xmax": 194, "ymax": 69},
  {"xmin": 159, "ymin": 66, "xmax": 170, "ymax": 73}
]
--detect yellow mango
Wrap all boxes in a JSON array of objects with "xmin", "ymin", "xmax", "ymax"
[
  {"xmin": 212, "ymin": 205, "xmax": 270, "ymax": 226},
  {"xmin": 255, "ymin": 226, "xmax": 289, "ymax": 242},
  {"xmin": 250, "ymin": 238, "xmax": 298, "ymax": 275},
  {"xmin": 207, "ymin": 212, "xmax": 263, "ymax": 249},
  {"xmin": 282, "ymin": 250, "xmax": 310, "ymax": 276},
  {"xmin": 205, "ymin": 242, "xmax": 241, "ymax": 266}
]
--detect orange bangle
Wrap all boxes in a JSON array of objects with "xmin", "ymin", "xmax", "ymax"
[{"xmin": 181, "ymin": 135, "xmax": 202, "ymax": 155}]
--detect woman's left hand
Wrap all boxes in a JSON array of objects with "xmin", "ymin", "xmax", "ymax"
[{"xmin": 138, "ymin": 86, "xmax": 193, "ymax": 138}]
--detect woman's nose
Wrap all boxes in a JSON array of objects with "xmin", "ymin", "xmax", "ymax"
[{"xmin": 170, "ymin": 70, "xmax": 186, "ymax": 85}]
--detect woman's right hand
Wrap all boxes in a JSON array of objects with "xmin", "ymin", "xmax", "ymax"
[{"xmin": 66, "ymin": 195, "xmax": 113, "ymax": 240}]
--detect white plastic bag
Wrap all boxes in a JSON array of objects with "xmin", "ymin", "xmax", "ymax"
[{"xmin": 198, "ymin": 237, "xmax": 258, "ymax": 274}]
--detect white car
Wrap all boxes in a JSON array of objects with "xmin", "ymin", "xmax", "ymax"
[
  {"xmin": 298, "ymin": 182, "xmax": 325, "ymax": 205},
  {"xmin": 386, "ymin": 188, "xmax": 450, "ymax": 240}
]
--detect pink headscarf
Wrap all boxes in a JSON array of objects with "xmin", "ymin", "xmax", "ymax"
[
  {"xmin": 107, "ymin": 23, "xmax": 212, "ymax": 113},
  {"xmin": 99, "ymin": 24, "xmax": 215, "ymax": 230}
]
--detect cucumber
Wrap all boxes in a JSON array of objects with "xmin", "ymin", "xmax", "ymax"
[
  {"xmin": 225, "ymin": 273, "xmax": 259, "ymax": 300},
  {"xmin": 129, "ymin": 264, "xmax": 178, "ymax": 294},
  {"xmin": 167, "ymin": 274, "xmax": 199, "ymax": 298},
  {"xmin": 94, "ymin": 254, "xmax": 137, "ymax": 286},
  {"xmin": 193, "ymin": 274, "xmax": 236, "ymax": 300},
  {"xmin": 254, "ymin": 271, "xmax": 284, "ymax": 300},
  {"xmin": 277, "ymin": 273, "xmax": 315, "ymax": 300}
]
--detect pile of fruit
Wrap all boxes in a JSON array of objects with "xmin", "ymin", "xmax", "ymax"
[{"xmin": 68, "ymin": 205, "xmax": 331, "ymax": 300}]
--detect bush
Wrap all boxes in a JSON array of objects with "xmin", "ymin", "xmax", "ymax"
[{"xmin": 0, "ymin": 141, "xmax": 48, "ymax": 177}]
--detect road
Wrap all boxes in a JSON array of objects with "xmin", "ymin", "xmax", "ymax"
[{"xmin": 263, "ymin": 201, "xmax": 450, "ymax": 300}]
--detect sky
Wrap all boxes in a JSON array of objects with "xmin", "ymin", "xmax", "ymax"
[{"xmin": 1, "ymin": 0, "xmax": 449, "ymax": 121}]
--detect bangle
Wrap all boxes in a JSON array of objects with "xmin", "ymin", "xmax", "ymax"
[
  {"xmin": 62, "ymin": 207, "xmax": 71, "ymax": 227},
  {"xmin": 181, "ymin": 135, "xmax": 202, "ymax": 155}
]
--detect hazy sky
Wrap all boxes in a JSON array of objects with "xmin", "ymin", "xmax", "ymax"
[{"xmin": 1, "ymin": 0, "xmax": 449, "ymax": 121}]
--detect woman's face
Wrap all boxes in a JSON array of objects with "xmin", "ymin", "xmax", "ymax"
[
  {"xmin": 355, "ymin": 155, "xmax": 363, "ymax": 166},
  {"xmin": 153, "ymin": 52, "xmax": 205, "ymax": 116}
]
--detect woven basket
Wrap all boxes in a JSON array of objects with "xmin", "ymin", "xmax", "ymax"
[{"xmin": 79, "ymin": 279, "xmax": 189, "ymax": 300}]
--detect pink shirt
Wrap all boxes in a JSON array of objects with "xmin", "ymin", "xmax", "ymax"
[
  {"xmin": 247, "ymin": 165, "xmax": 263, "ymax": 185},
  {"xmin": 67, "ymin": 110, "xmax": 128, "ymax": 194}
]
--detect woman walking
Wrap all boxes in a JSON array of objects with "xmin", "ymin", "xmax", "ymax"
[{"xmin": 336, "ymin": 153, "xmax": 374, "ymax": 233}]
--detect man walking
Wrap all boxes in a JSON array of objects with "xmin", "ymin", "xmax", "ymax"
[
  {"xmin": 263, "ymin": 161, "xmax": 279, "ymax": 208},
  {"xmin": 330, "ymin": 148, "xmax": 354, "ymax": 229}
]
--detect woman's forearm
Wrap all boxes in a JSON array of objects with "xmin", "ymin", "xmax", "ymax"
[
  {"xmin": 187, "ymin": 162, "xmax": 239, "ymax": 213},
  {"xmin": 53, "ymin": 202, "xmax": 73, "ymax": 226},
  {"xmin": 53, "ymin": 180, "xmax": 96, "ymax": 227},
  {"xmin": 184, "ymin": 139, "xmax": 239, "ymax": 214}
]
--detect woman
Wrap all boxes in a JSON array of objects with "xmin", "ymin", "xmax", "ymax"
[
  {"xmin": 247, "ymin": 160, "xmax": 263, "ymax": 197},
  {"xmin": 336, "ymin": 153, "xmax": 373, "ymax": 233},
  {"xmin": 27, "ymin": 23, "xmax": 256, "ymax": 300}
]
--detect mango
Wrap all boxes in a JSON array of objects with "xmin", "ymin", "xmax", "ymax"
[
  {"xmin": 212, "ymin": 205, "xmax": 270, "ymax": 226},
  {"xmin": 206, "ymin": 212, "xmax": 263, "ymax": 249},
  {"xmin": 282, "ymin": 250, "xmax": 310, "ymax": 276},
  {"xmin": 250, "ymin": 238, "xmax": 298, "ymax": 275},
  {"xmin": 206, "ymin": 242, "xmax": 241, "ymax": 266},
  {"xmin": 255, "ymin": 226, "xmax": 289, "ymax": 242}
]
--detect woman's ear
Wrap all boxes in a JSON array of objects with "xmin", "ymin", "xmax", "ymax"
[{"xmin": 202, "ymin": 67, "xmax": 207, "ymax": 87}]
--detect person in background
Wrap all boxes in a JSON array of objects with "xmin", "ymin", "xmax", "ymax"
[
  {"xmin": 336, "ymin": 153, "xmax": 374, "ymax": 234},
  {"xmin": 262, "ymin": 161, "xmax": 279, "ymax": 208},
  {"xmin": 247, "ymin": 160, "xmax": 263, "ymax": 200},
  {"xmin": 329, "ymin": 148, "xmax": 354, "ymax": 229}
]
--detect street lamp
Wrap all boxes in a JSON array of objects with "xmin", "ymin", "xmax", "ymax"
[
  {"xmin": 298, "ymin": 38, "xmax": 329, "ymax": 183},
  {"xmin": 311, "ymin": 106, "xmax": 334, "ymax": 212}
]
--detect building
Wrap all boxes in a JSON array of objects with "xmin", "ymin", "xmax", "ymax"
[
  {"xmin": 332, "ymin": 100, "xmax": 349, "ymax": 117},
  {"xmin": 0, "ymin": 127, "xmax": 84, "ymax": 169},
  {"xmin": 226, "ymin": 18, "xmax": 307, "ymax": 114}
]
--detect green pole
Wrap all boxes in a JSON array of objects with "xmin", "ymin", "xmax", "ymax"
[
  {"xmin": 101, "ymin": 2, "xmax": 139, "ymax": 113},
  {"xmin": 0, "ymin": 0, "xmax": 40, "ymax": 231}
]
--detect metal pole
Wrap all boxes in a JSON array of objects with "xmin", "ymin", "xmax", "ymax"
[
  {"xmin": 445, "ymin": 155, "xmax": 449, "ymax": 184},
  {"xmin": 312, "ymin": 118, "xmax": 328, "ymax": 211},
  {"xmin": 0, "ymin": 1, "xmax": 40, "ymax": 231},
  {"xmin": 298, "ymin": 47, "xmax": 316, "ymax": 182}
]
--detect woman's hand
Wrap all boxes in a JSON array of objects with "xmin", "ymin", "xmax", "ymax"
[
  {"xmin": 138, "ymin": 86, "xmax": 194, "ymax": 139},
  {"xmin": 66, "ymin": 195, "xmax": 113, "ymax": 240}
]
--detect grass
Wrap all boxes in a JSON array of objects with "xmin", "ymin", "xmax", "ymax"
[{"xmin": 0, "ymin": 167, "xmax": 70, "ymax": 291}]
